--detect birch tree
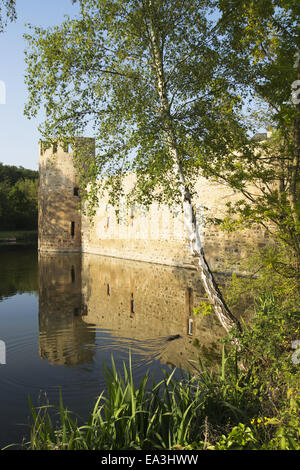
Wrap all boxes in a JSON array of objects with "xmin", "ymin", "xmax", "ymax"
[
  {"xmin": 24, "ymin": 0, "xmax": 244, "ymax": 332},
  {"xmin": 0, "ymin": 0, "xmax": 16, "ymax": 32}
]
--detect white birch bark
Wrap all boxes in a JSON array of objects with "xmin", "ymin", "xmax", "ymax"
[
  {"xmin": 291, "ymin": 50, "xmax": 300, "ymax": 232},
  {"xmin": 148, "ymin": 5, "xmax": 242, "ymax": 334},
  {"xmin": 170, "ymin": 142, "xmax": 242, "ymax": 334}
]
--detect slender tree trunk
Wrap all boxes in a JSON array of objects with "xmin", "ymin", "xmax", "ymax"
[
  {"xmin": 288, "ymin": 50, "xmax": 300, "ymax": 269},
  {"xmin": 173, "ymin": 147, "xmax": 242, "ymax": 334},
  {"xmin": 148, "ymin": 9, "xmax": 242, "ymax": 334},
  {"xmin": 291, "ymin": 49, "xmax": 300, "ymax": 224},
  {"xmin": 293, "ymin": 52, "xmax": 300, "ymax": 233}
]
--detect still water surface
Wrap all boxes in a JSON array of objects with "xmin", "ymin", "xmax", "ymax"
[{"xmin": 0, "ymin": 245, "xmax": 224, "ymax": 448}]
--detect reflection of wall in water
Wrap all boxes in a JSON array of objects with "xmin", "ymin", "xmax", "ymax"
[
  {"xmin": 38, "ymin": 253, "xmax": 95, "ymax": 366},
  {"xmin": 82, "ymin": 254, "xmax": 226, "ymax": 370}
]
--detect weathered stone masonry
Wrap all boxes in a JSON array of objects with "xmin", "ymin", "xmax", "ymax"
[
  {"xmin": 38, "ymin": 141, "xmax": 82, "ymax": 252},
  {"xmin": 38, "ymin": 139, "xmax": 268, "ymax": 273}
]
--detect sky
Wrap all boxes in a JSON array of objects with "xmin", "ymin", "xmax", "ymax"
[
  {"xmin": 0, "ymin": 1, "xmax": 267, "ymax": 172},
  {"xmin": 0, "ymin": 0, "xmax": 80, "ymax": 170}
]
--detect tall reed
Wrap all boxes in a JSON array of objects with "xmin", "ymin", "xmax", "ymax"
[
  {"xmin": 19, "ymin": 347, "xmax": 255, "ymax": 450},
  {"xmin": 25, "ymin": 356, "xmax": 205, "ymax": 450}
]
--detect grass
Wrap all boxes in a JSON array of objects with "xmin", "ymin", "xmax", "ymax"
[
  {"xmin": 24, "ymin": 357, "xmax": 204, "ymax": 450},
  {"xmin": 10, "ymin": 350, "xmax": 262, "ymax": 450}
]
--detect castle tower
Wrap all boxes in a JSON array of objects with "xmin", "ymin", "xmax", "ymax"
[{"xmin": 38, "ymin": 138, "xmax": 94, "ymax": 252}]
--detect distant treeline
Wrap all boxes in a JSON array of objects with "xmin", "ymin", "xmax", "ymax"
[{"xmin": 0, "ymin": 162, "xmax": 38, "ymax": 231}]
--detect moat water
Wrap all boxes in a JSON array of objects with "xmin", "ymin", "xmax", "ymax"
[{"xmin": 0, "ymin": 245, "xmax": 226, "ymax": 448}]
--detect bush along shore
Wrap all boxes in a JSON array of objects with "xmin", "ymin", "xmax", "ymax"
[
  {"xmin": 11, "ymin": 261, "xmax": 299, "ymax": 451},
  {"xmin": 0, "ymin": 230, "xmax": 37, "ymax": 245}
]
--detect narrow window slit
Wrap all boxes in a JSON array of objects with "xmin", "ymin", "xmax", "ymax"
[
  {"xmin": 71, "ymin": 266, "xmax": 75, "ymax": 283},
  {"xmin": 130, "ymin": 293, "xmax": 135, "ymax": 315}
]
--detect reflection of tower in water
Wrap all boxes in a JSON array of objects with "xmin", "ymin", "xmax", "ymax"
[{"xmin": 38, "ymin": 253, "xmax": 95, "ymax": 366}]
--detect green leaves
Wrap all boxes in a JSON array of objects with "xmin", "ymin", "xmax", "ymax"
[
  {"xmin": 0, "ymin": 163, "xmax": 38, "ymax": 230},
  {"xmin": 23, "ymin": 0, "xmax": 300, "ymax": 275},
  {"xmin": 0, "ymin": 0, "xmax": 16, "ymax": 33},
  {"xmin": 24, "ymin": 0, "xmax": 248, "ymax": 210},
  {"xmin": 206, "ymin": 1, "xmax": 300, "ymax": 272}
]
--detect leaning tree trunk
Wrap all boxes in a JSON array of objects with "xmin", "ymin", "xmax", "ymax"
[
  {"xmin": 290, "ymin": 49, "xmax": 300, "ymax": 265},
  {"xmin": 148, "ymin": 11, "xmax": 242, "ymax": 334},
  {"xmin": 170, "ymin": 143, "xmax": 242, "ymax": 334}
]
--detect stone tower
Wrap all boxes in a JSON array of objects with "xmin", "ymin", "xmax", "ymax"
[{"xmin": 38, "ymin": 138, "xmax": 94, "ymax": 252}]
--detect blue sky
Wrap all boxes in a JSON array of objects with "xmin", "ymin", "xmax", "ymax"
[
  {"xmin": 0, "ymin": 0, "xmax": 80, "ymax": 170},
  {"xmin": 0, "ymin": 2, "xmax": 266, "ymax": 172}
]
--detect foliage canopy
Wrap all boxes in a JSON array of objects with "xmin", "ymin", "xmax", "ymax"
[{"xmin": 24, "ymin": 0, "xmax": 249, "ymax": 215}]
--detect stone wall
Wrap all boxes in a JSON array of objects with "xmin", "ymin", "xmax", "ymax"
[
  {"xmin": 81, "ymin": 174, "xmax": 267, "ymax": 273},
  {"xmin": 39, "ymin": 141, "xmax": 268, "ymax": 273},
  {"xmin": 38, "ymin": 142, "xmax": 82, "ymax": 252}
]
